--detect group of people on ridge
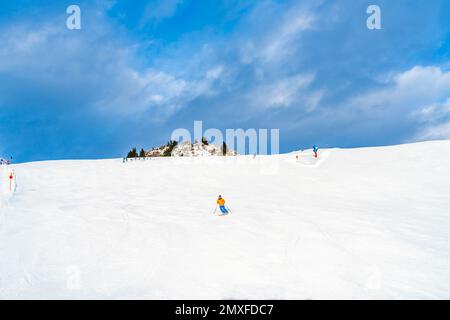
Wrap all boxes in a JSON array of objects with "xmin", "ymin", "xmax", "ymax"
[
  {"xmin": 0, "ymin": 158, "xmax": 11, "ymax": 165},
  {"xmin": 295, "ymin": 145, "xmax": 319, "ymax": 161}
]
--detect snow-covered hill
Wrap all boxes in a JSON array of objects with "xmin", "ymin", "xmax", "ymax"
[
  {"xmin": 171, "ymin": 141, "xmax": 237, "ymax": 157},
  {"xmin": 144, "ymin": 140, "xmax": 237, "ymax": 157},
  {"xmin": 0, "ymin": 141, "xmax": 449, "ymax": 299}
]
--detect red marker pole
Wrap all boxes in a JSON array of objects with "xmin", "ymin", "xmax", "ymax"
[{"xmin": 9, "ymin": 172, "xmax": 13, "ymax": 192}]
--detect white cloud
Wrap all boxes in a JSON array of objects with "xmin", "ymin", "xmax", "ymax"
[
  {"xmin": 95, "ymin": 68, "xmax": 197, "ymax": 117},
  {"xmin": 140, "ymin": 0, "xmax": 184, "ymax": 25},
  {"xmin": 412, "ymin": 98, "xmax": 450, "ymax": 140},
  {"xmin": 248, "ymin": 74, "xmax": 322, "ymax": 110},
  {"xmin": 414, "ymin": 122, "xmax": 450, "ymax": 140},
  {"xmin": 349, "ymin": 66, "xmax": 450, "ymax": 141},
  {"xmin": 205, "ymin": 65, "xmax": 224, "ymax": 80},
  {"xmin": 0, "ymin": 17, "xmax": 221, "ymax": 121},
  {"xmin": 0, "ymin": 24, "xmax": 58, "ymax": 70},
  {"xmin": 414, "ymin": 98, "xmax": 450, "ymax": 123},
  {"xmin": 238, "ymin": 3, "xmax": 315, "ymax": 64},
  {"xmin": 260, "ymin": 13, "xmax": 314, "ymax": 62},
  {"xmin": 351, "ymin": 66, "xmax": 450, "ymax": 110}
]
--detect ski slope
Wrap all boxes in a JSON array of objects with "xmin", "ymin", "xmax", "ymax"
[{"xmin": 0, "ymin": 140, "xmax": 449, "ymax": 299}]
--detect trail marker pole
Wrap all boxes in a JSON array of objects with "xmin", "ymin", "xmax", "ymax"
[{"xmin": 9, "ymin": 171, "xmax": 13, "ymax": 192}]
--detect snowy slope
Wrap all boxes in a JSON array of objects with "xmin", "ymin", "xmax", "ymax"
[{"xmin": 0, "ymin": 141, "xmax": 449, "ymax": 299}]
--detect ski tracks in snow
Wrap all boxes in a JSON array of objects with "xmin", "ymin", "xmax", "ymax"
[{"xmin": 289, "ymin": 148, "xmax": 335, "ymax": 168}]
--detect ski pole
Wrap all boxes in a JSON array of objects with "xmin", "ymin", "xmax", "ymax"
[{"xmin": 213, "ymin": 205, "xmax": 218, "ymax": 215}]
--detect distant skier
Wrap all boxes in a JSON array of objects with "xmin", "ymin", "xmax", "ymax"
[
  {"xmin": 313, "ymin": 145, "xmax": 319, "ymax": 158},
  {"xmin": 216, "ymin": 195, "xmax": 229, "ymax": 215}
]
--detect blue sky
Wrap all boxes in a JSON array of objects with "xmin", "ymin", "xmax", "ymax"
[{"xmin": 1, "ymin": 0, "xmax": 450, "ymax": 162}]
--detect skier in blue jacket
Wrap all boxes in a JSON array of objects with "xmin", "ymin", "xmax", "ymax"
[{"xmin": 313, "ymin": 145, "xmax": 319, "ymax": 158}]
